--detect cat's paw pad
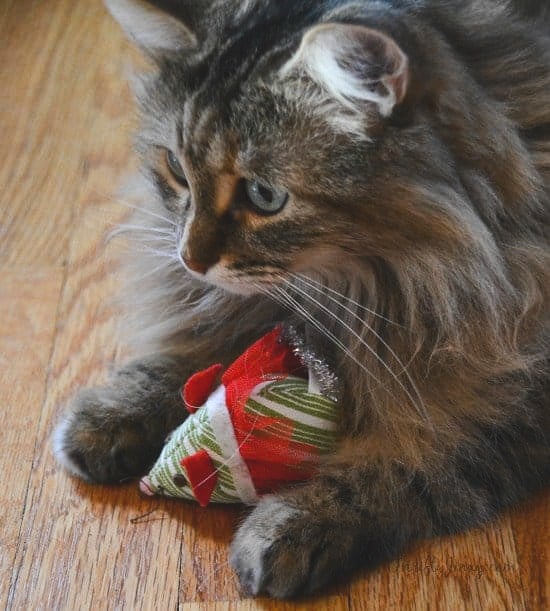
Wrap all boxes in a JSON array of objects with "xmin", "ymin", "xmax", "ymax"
[{"xmin": 230, "ymin": 496, "xmax": 347, "ymax": 599}]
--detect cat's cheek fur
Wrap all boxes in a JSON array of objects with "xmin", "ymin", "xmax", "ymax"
[{"xmin": 187, "ymin": 265, "xmax": 265, "ymax": 296}]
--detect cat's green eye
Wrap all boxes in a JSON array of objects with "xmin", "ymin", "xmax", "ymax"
[
  {"xmin": 245, "ymin": 179, "xmax": 289, "ymax": 215},
  {"xmin": 166, "ymin": 150, "xmax": 188, "ymax": 187}
]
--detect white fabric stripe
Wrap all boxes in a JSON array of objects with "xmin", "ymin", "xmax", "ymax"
[
  {"xmin": 251, "ymin": 382, "xmax": 336, "ymax": 430},
  {"xmin": 206, "ymin": 385, "xmax": 259, "ymax": 504}
]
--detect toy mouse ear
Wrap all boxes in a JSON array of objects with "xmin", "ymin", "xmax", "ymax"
[
  {"xmin": 181, "ymin": 450, "xmax": 218, "ymax": 507},
  {"xmin": 183, "ymin": 364, "xmax": 223, "ymax": 413}
]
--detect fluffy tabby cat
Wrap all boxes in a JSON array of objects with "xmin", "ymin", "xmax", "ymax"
[{"xmin": 53, "ymin": 0, "xmax": 550, "ymax": 599}]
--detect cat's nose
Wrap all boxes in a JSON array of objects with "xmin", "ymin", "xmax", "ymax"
[{"xmin": 183, "ymin": 257, "xmax": 212, "ymax": 275}]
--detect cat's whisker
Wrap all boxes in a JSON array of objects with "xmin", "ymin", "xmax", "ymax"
[
  {"xmin": 136, "ymin": 246, "xmax": 180, "ymax": 260},
  {"xmin": 272, "ymin": 285, "xmax": 407, "ymax": 412},
  {"xmin": 115, "ymin": 239, "xmax": 180, "ymax": 261},
  {"xmin": 265, "ymin": 283, "xmax": 410, "ymax": 416},
  {"xmin": 279, "ymin": 277, "xmax": 430, "ymax": 424},
  {"xmin": 136, "ymin": 236, "xmax": 176, "ymax": 245},
  {"xmin": 254, "ymin": 282, "xmax": 294, "ymax": 314},
  {"xmin": 113, "ymin": 224, "xmax": 176, "ymax": 237},
  {"xmin": 101, "ymin": 193, "xmax": 178, "ymax": 227},
  {"xmin": 290, "ymin": 273, "xmax": 426, "ymax": 414},
  {"xmin": 290, "ymin": 272, "xmax": 402, "ymax": 327},
  {"xmin": 131, "ymin": 259, "xmax": 182, "ymax": 282}
]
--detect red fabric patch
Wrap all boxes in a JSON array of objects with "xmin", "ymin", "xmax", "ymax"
[
  {"xmin": 219, "ymin": 327, "xmax": 316, "ymax": 495},
  {"xmin": 182, "ymin": 363, "xmax": 223, "ymax": 413},
  {"xmin": 181, "ymin": 450, "xmax": 218, "ymax": 507},
  {"xmin": 223, "ymin": 327, "xmax": 305, "ymax": 411},
  {"xmin": 245, "ymin": 459, "xmax": 317, "ymax": 495},
  {"xmin": 232, "ymin": 410, "xmax": 320, "ymax": 494},
  {"xmin": 180, "ymin": 328, "xmax": 317, "ymax": 500}
]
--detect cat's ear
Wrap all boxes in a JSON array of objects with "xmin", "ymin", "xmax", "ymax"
[
  {"xmin": 105, "ymin": 0, "xmax": 197, "ymax": 57},
  {"xmin": 283, "ymin": 23, "xmax": 409, "ymax": 117}
]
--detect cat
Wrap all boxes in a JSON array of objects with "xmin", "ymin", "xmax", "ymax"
[{"xmin": 53, "ymin": 0, "xmax": 550, "ymax": 599}]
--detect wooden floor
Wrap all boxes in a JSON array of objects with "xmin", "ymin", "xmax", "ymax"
[{"xmin": 1, "ymin": 1, "xmax": 548, "ymax": 609}]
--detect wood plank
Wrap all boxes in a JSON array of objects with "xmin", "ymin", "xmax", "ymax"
[
  {"xmin": 0, "ymin": 270, "xmax": 63, "ymax": 610},
  {"xmin": 509, "ymin": 491, "xmax": 550, "ymax": 610},
  {"xmin": 6, "ymin": 197, "xmax": 184, "ymax": 610},
  {"xmin": 175, "ymin": 504, "xmax": 350, "ymax": 605},
  {"xmin": 179, "ymin": 598, "xmax": 350, "ymax": 611},
  {"xmin": 177, "ymin": 504, "xmax": 243, "ymax": 602},
  {"xmin": 349, "ymin": 515, "xmax": 526, "ymax": 611},
  {"xmin": 0, "ymin": 0, "xmax": 135, "ymax": 267}
]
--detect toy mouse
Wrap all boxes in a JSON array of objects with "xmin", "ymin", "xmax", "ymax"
[{"xmin": 139, "ymin": 327, "xmax": 340, "ymax": 506}]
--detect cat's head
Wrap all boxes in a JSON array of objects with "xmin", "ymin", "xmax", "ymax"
[
  {"xmin": 108, "ymin": 0, "xmax": 537, "ymax": 314},
  {"xmin": 108, "ymin": 0, "xmax": 462, "ymax": 295}
]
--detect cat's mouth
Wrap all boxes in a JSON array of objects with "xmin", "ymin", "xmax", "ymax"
[
  {"xmin": 180, "ymin": 259, "xmax": 271, "ymax": 296},
  {"xmin": 181, "ymin": 257, "xmax": 288, "ymax": 297}
]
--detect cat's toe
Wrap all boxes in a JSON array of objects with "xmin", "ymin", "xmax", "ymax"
[
  {"xmin": 230, "ymin": 495, "xmax": 350, "ymax": 599},
  {"xmin": 52, "ymin": 414, "xmax": 95, "ymax": 482}
]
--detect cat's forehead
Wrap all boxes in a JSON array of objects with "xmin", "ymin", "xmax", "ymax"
[
  {"xmin": 164, "ymin": 80, "xmax": 365, "ymax": 204},
  {"xmin": 147, "ymin": 9, "xmax": 374, "ymax": 188},
  {"xmin": 154, "ymin": 6, "xmax": 318, "ymax": 146},
  {"xmin": 165, "ymin": 76, "xmax": 271, "ymax": 176}
]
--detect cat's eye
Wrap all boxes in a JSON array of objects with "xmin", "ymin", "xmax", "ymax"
[
  {"xmin": 245, "ymin": 180, "xmax": 289, "ymax": 215},
  {"xmin": 166, "ymin": 150, "xmax": 188, "ymax": 187}
]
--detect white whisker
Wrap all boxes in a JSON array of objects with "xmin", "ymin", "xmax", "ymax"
[
  {"xmin": 132, "ymin": 259, "xmax": 182, "ymax": 282},
  {"xmin": 137, "ymin": 236, "xmax": 176, "ymax": 245},
  {"xmin": 100, "ymin": 192, "xmax": 178, "ymax": 227},
  {"xmin": 291, "ymin": 272, "xmax": 401, "ymax": 327},
  {"xmin": 113, "ymin": 224, "xmax": 176, "ymax": 236},
  {"xmin": 280, "ymin": 277, "xmax": 430, "ymax": 423},
  {"xmin": 262, "ymin": 283, "xmax": 407, "ymax": 412},
  {"xmin": 137, "ymin": 246, "xmax": 180, "ymax": 260},
  {"xmin": 290, "ymin": 273, "xmax": 425, "ymax": 413}
]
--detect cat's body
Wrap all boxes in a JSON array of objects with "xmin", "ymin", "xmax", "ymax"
[{"xmin": 54, "ymin": 0, "xmax": 550, "ymax": 598}]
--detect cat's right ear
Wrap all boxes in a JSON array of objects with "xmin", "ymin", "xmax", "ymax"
[{"xmin": 105, "ymin": 0, "xmax": 197, "ymax": 58}]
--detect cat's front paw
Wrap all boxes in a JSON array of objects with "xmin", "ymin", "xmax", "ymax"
[
  {"xmin": 230, "ymin": 495, "xmax": 354, "ymax": 599},
  {"xmin": 53, "ymin": 358, "xmax": 188, "ymax": 483},
  {"xmin": 53, "ymin": 387, "xmax": 163, "ymax": 483}
]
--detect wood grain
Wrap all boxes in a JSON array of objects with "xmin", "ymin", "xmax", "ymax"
[
  {"xmin": 350, "ymin": 517, "xmax": 527, "ymax": 611},
  {"xmin": 1, "ymin": 1, "xmax": 548, "ymax": 609},
  {"xmin": 509, "ymin": 492, "xmax": 550, "ymax": 610},
  {"xmin": 0, "ymin": 270, "xmax": 63, "ymax": 610}
]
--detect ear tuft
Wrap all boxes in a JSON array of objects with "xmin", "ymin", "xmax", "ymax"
[
  {"xmin": 283, "ymin": 23, "xmax": 409, "ymax": 118},
  {"xmin": 105, "ymin": 0, "xmax": 196, "ymax": 57}
]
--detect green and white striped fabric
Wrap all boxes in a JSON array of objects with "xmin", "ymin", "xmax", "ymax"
[{"xmin": 141, "ymin": 375, "xmax": 339, "ymax": 504}]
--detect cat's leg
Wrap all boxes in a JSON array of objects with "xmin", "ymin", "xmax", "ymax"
[
  {"xmin": 230, "ymin": 419, "xmax": 549, "ymax": 599},
  {"xmin": 53, "ymin": 355, "xmax": 193, "ymax": 483},
  {"xmin": 231, "ymin": 448, "xmax": 429, "ymax": 598}
]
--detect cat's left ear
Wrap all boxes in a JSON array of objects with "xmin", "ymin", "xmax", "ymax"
[
  {"xmin": 105, "ymin": 0, "xmax": 197, "ymax": 58},
  {"xmin": 282, "ymin": 23, "xmax": 409, "ymax": 117}
]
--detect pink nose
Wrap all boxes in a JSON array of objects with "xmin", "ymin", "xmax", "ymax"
[{"xmin": 183, "ymin": 257, "xmax": 210, "ymax": 275}]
